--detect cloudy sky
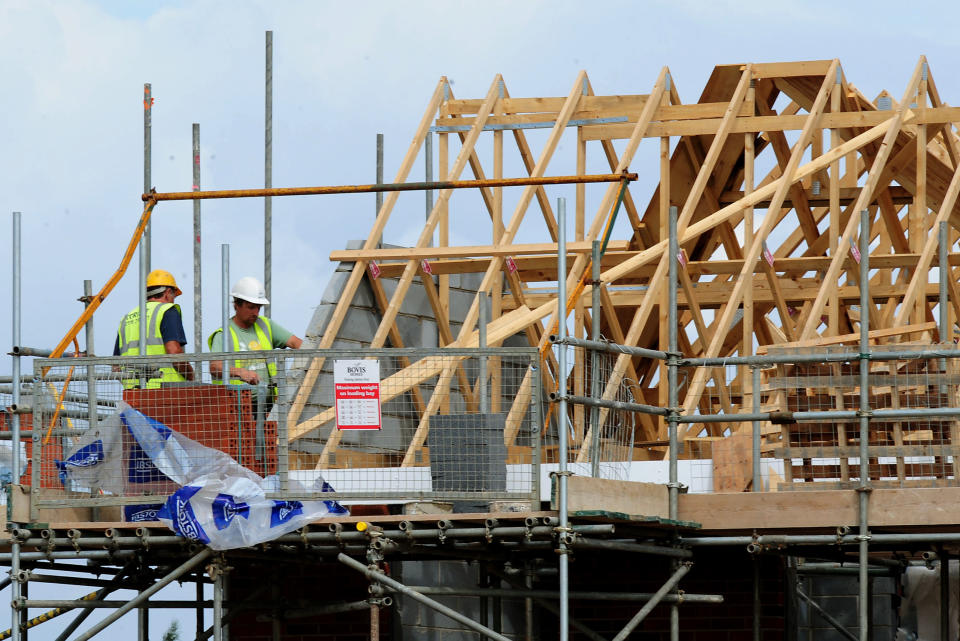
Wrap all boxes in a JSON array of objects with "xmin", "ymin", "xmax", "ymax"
[{"xmin": 0, "ymin": 0, "xmax": 957, "ymax": 636}]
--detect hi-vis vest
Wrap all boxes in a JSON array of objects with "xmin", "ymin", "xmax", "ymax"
[
  {"xmin": 207, "ymin": 317, "xmax": 278, "ymax": 385},
  {"xmin": 117, "ymin": 301, "xmax": 187, "ymax": 389}
]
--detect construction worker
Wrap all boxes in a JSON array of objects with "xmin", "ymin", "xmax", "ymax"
[
  {"xmin": 208, "ymin": 276, "xmax": 302, "ymax": 389},
  {"xmin": 114, "ymin": 269, "xmax": 195, "ymax": 388}
]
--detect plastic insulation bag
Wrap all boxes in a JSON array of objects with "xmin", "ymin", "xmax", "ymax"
[{"xmin": 57, "ymin": 401, "xmax": 347, "ymax": 550}]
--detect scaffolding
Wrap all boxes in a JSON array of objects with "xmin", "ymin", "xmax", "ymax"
[{"xmin": 8, "ymin": 53, "xmax": 960, "ymax": 640}]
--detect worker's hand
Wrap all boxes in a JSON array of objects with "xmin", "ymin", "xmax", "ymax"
[{"xmin": 236, "ymin": 369, "xmax": 260, "ymax": 385}]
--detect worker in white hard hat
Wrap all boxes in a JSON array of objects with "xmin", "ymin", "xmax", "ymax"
[
  {"xmin": 114, "ymin": 269, "xmax": 195, "ymax": 388},
  {"xmin": 208, "ymin": 276, "xmax": 302, "ymax": 387}
]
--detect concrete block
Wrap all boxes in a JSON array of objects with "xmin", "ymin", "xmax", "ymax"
[
  {"xmin": 398, "ymin": 281, "xmax": 431, "ymax": 316},
  {"xmin": 304, "ymin": 303, "xmax": 334, "ymax": 338},
  {"xmin": 336, "ymin": 308, "xmax": 382, "ymax": 343},
  {"xmin": 396, "ymin": 315, "xmax": 424, "ymax": 349},
  {"xmin": 809, "ymin": 575, "xmax": 854, "ymax": 596},
  {"xmin": 320, "ymin": 270, "xmax": 351, "ymax": 305}
]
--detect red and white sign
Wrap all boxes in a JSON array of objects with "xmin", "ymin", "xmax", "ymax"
[
  {"xmin": 505, "ymin": 256, "xmax": 518, "ymax": 274},
  {"xmin": 420, "ymin": 259, "xmax": 433, "ymax": 275},
  {"xmin": 762, "ymin": 242, "xmax": 775, "ymax": 267},
  {"xmin": 850, "ymin": 244, "xmax": 861, "ymax": 264},
  {"xmin": 368, "ymin": 261, "xmax": 382, "ymax": 279},
  {"xmin": 334, "ymin": 360, "xmax": 381, "ymax": 431}
]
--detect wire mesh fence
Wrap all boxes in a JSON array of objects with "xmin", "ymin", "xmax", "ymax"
[
  {"xmin": 555, "ymin": 340, "xmax": 960, "ymax": 494},
  {"xmin": 28, "ymin": 347, "xmax": 541, "ymax": 519},
  {"xmin": 546, "ymin": 345, "xmax": 656, "ymax": 481}
]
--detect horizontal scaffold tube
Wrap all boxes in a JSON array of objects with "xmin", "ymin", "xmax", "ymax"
[
  {"xmin": 552, "ymin": 393, "xmax": 669, "ymax": 416},
  {"xmin": 0, "ymin": 523, "xmax": 617, "ymax": 555},
  {"xmin": 406, "ymin": 586, "xmax": 720, "ymax": 603},
  {"xmin": 145, "ymin": 173, "xmax": 637, "ymax": 202},
  {"xmin": 682, "ymin": 532, "xmax": 960, "ymax": 547},
  {"xmin": 550, "ymin": 336, "xmax": 669, "ymax": 361},
  {"xmin": 680, "ymin": 347, "xmax": 960, "ymax": 367}
]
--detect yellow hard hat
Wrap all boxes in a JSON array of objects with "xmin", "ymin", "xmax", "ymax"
[{"xmin": 146, "ymin": 269, "xmax": 182, "ymax": 297}]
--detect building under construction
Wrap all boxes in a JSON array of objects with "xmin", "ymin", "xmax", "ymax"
[{"xmin": 6, "ymin": 54, "xmax": 960, "ymax": 640}]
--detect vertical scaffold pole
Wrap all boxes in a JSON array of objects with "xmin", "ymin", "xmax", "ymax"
[
  {"xmin": 425, "ymin": 132, "xmax": 434, "ymax": 227},
  {"xmin": 11, "ymin": 212, "xmax": 22, "ymax": 641},
  {"xmin": 857, "ymin": 210, "xmax": 871, "ymax": 641},
  {"xmin": 589, "ymin": 240, "xmax": 601, "ymax": 476},
  {"xmin": 193, "ymin": 123, "xmax": 202, "ymax": 354},
  {"xmin": 264, "ymin": 30, "xmax": 273, "ymax": 314},
  {"xmin": 939, "ymin": 221, "xmax": 949, "ymax": 342},
  {"xmin": 556, "ymin": 196, "xmax": 570, "ymax": 641},
  {"xmin": 143, "ymin": 83, "xmax": 152, "ymax": 272},
  {"xmin": 222, "ymin": 245, "xmax": 231, "ymax": 385},
  {"xmin": 667, "ymin": 204, "xmax": 680, "ymax": 641},
  {"xmin": 376, "ymin": 133, "xmax": 384, "ymax": 221},
  {"xmin": 83, "ymin": 280, "xmax": 97, "ymax": 428},
  {"xmin": 479, "ymin": 293, "xmax": 488, "ymax": 414}
]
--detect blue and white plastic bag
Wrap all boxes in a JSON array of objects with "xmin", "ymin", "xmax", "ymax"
[{"xmin": 57, "ymin": 401, "xmax": 347, "ymax": 550}]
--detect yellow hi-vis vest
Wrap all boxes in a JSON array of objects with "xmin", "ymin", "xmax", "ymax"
[
  {"xmin": 207, "ymin": 317, "xmax": 278, "ymax": 385},
  {"xmin": 117, "ymin": 301, "xmax": 187, "ymax": 389}
]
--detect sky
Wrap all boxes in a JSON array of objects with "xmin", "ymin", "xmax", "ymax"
[{"xmin": 1, "ymin": 0, "xmax": 959, "ymax": 637}]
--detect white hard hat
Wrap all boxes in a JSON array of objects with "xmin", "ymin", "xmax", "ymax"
[{"xmin": 231, "ymin": 276, "xmax": 270, "ymax": 305}]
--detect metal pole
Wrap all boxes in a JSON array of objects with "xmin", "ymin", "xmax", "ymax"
[
  {"xmin": 338, "ymin": 554, "xmax": 512, "ymax": 641},
  {"xmin": 376, "ymin": 133, "xmax": 384, "ymax": 220},
  {"xmin": 147, "ymin": 173, "xmax": 638, "ymax": 202},
  {"xmin": 940, "ymin": 221, "xmax": 949, "ymax": 343},
  {"xmin": 138, "ymin": 587, "xmax": 148, "ymax": 641},
  {"xmin": 556, "ymin": 196, "xmax": 570, "ymax": 641},
  {"xmin": 138, "ymin": 218, "xmax": 147, "ymax": 387},
  {"xmin": 940, "ymin": 549, "xmax": 950, "ymax": 641},
  {"xmin": 752, "ymin": 366, "xmax": 761, "ymax": 492},
  {"xmin": 479, "ymin": 294, "xmax": 488, "ymax": 414},
  {"xmin": 83, "ymin": 280, "xmax": 97, "ymax": 438},
  {"xmin": 857, "ymin": 209, "xmax": 871, "ymax": 641},
  {"xmin": 143, "ymin": 83, "xmax": 152, "ymax": 272},
  {"xmin": 222, "ymin": 245, "xmax": 231, "ymax": 385},
  {"xmin": 611, "ymin": 563, "xmax": 691, "ymax": 641},
  {"xmin": 590, "ymin": 240, "xmax": 601, "ymax": 477},
  {"xmin": 73, "ymin": 549, "xmax": 212, "ymax": 641},
  {"xmin": 193, "ymin": 123, "xmax": 202, "ymax": 354},
  {"xmin": 667, "ymin": 204, "xmax": 679, "ymax": 520},
  {"xmin": 11, "ymin": 212, "xmax": 22, "ymax": 641},
  {"xmin": 197, "ymin": 572, "xmax": 205, "ymax": 641},
  {"xmin": 425, "ymin": 132, "xmax": 434, "ymax": 229},
  {"xmin": 213, "ymin": 565, "xmax": 224, "ymax": 641},
  {"xmin": 667, "ymin": 204, "xmax": 680, "ymax": 641},
  {"xmin": 264, "ymin": 30, "xmax": 273, "ymax": 313},
  {"xmin": 752, "ymin": 557, "xmax": 761, "ymax": 641}
]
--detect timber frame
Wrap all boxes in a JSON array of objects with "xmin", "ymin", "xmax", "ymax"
[{"xmin": 288, "ymin": 58, "xmax": 960, "ymax": 469}]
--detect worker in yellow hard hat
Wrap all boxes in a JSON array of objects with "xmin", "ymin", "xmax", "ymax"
[{"xmin": 114, "ymin": 269, "xmax": 195, "ymax": 389}]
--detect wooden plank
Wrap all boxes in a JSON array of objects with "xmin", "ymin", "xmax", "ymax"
[
  {"xmin": 329, "ymin": 240, "xmax": 629, "ymax": 262},
  {"xmin": 563, "ymin": 476, "xmax": 668, "ymax": 518},
  {"xmin": 756, "ymin": 322, "xmax": 937, "ymax": 352},
  {"xmin": 712, "ymin": 430, "xmax": 753, "ymax": 493}
]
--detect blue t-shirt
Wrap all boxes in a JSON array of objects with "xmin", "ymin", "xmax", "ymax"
[{"xmin": 113, "ymin": 306, "xmax": 187, "ymax": 355}]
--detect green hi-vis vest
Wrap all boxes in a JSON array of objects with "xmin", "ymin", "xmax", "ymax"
[
  {"xmin": 117, "ymin": 301, "xmax": 187, "ymax": 389},
  {"xmin": 207, "ymin": 317, "xmax": 278, "ymax": 385}
]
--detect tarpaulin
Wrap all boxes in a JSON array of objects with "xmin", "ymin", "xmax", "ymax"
[{"xmin": 57, "ymin": 401, "xmax": 347, "ymax": 550}]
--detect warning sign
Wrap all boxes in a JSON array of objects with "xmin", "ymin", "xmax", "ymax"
[{"xmin": 334, "ymin": 360, "xmax": 381, "ymax": 430}]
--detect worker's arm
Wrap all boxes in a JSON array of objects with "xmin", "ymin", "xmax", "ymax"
[
  {"xmin": 286, "ymin": 335, "xmax": 303, "ymax": 349},
  {"xmin": 209, "ymin": 360, "xmax": 260, "ymax": 384},
  {"xmin": 164, "ymin": 340, "xmax": 195, "ymax": 381}
]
